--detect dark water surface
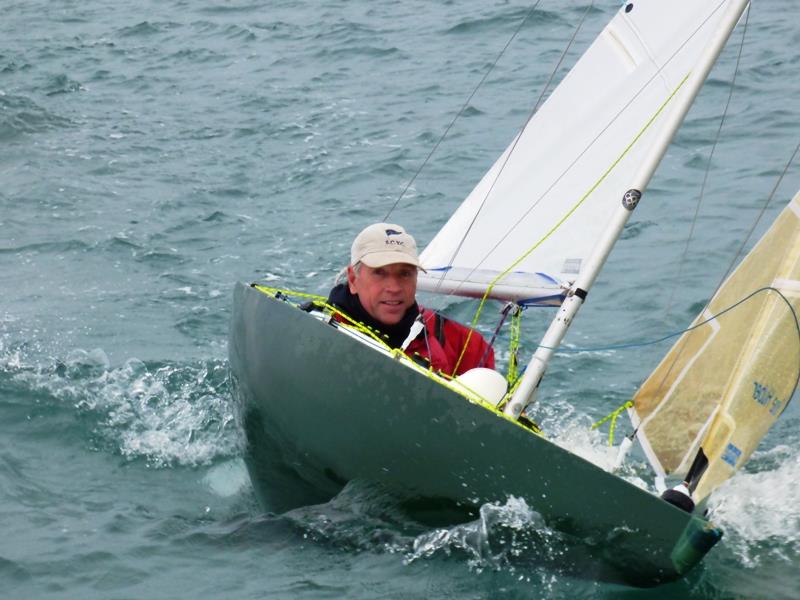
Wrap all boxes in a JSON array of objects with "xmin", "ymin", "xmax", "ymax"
[{"xmin": 2, "ymin": 1, "xmax": 799, "ymax": 598}]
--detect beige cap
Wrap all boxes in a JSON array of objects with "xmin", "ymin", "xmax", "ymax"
[{"xmin": 350, "ymin": 223, "xmax": 424, "ymax": 270}]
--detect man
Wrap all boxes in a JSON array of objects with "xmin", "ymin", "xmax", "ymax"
[{"xmin": 327, "ymin": 222, "xmax": 494, "ymax": 376}]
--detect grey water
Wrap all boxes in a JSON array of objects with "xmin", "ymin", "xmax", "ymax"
[{"xmin": 2, "ymin": 0, "xmax": 799, "ymax": 598}]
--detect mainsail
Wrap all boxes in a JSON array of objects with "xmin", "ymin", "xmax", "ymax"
[
  {"xmin": 631, "ymin": 191, "xmax": 800, "ymax": 502},
  {"xmin": 419, "ymin": 1, "xmax": 749, "ymax": 305}
]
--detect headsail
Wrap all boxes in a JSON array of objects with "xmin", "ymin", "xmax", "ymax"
[
  {"xmin": 631, "ymin": 191, "xmax": 800, "ymax": 502},
  {"xmin": 419, "ymin": 1, "xmax": 748, "ymax": 305}
]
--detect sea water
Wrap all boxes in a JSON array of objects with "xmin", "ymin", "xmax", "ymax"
[{"xmin": 2, "ymin": 1, "xmax": 799, "ymax": 598}]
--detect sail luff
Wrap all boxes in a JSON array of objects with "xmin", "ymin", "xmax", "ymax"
[{"xmin": 504, "ymin": 0, "xmax": 751, "ymax": 418}]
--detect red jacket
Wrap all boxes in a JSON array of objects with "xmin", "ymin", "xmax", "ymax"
[
  {"xmin": 406, "ymin": 308, "xmax": 495, "ymax": 377},
  {"xmin": 333, "ymin": 306, "xmax": 494, "ymax": 377}
]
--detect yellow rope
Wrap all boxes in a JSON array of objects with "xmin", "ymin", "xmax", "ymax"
[
  {"xmin": 507, "ymin": 306, "xmax": 522, "ymax": 385},
  {"xmin": 453, "ymin": 73, "xmax": 692, "ymax": 375},
  {"xmin": 250, "ymin": 284, "xmax": 545, "ymax": 438},
  {"xmin": 253, "ymin": 285, "xmax": 395, "ymax": 350},
  {"xmin": 253, "ymin": 285, "xmax": 327, "ymax": 302},
  {"xmin": 256, "ymin": 73, "xmax": 693, "ymax": 441},
  {"xmin": 591, "ymin": 400, "xmax": 634, "ymax": 446}
]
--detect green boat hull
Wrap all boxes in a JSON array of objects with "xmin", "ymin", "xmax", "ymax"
[{"xmin": 229, "ymin": 283, "xmax": 721, "ymax": 586}]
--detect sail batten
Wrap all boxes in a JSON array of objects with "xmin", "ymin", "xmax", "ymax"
[{"xmin": 420, "ymin": 1, "xmax": 740, "ymax": 303}]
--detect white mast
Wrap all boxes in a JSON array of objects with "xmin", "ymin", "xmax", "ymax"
[{"xmin": 504, "ymin": 0, "xmax": 751, "ymax": 419}]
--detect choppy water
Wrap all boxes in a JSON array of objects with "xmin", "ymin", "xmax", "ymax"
[{"xmin": 2, "ymin": 1, "xmax": 799, "ymax": 598}]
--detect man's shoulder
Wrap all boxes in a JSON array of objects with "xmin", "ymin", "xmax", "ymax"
[{"xmin": 327, "ymin": 283, "xmax": 348, "ymax": 306}]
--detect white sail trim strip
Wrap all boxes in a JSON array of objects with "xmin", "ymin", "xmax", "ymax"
[
  {"xmin": 632, "ymin": 308, "xmax": 723, "ymax": 477},
  {"xmin": 628, "ymin": 406, "xmax": 667, "ymax": 478},
  {"xmin": 772, "ymin": 278, "xmax": 800, "ymax": 295},
  {"xmin": 674, "ymin": 405, "xmax": 721, "ymax": 475},
  {"xmin": 791, "ymin": 198, "xmax": 800, "ymax": 218},
  {"xmin": 417, "ymin": 268, "xmax": 567, "ymax": 305}
]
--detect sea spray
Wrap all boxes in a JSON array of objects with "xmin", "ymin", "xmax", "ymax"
[
  {"xmin": 709, "ymin": 444, "xmax": 800, "ymax": 568},
  {"xmin": 407, "ymin": 496, "xmax": 559, "ymax": 572},
  {"xmin": 2, "ymin": 342, "xmax": 239, "ymax": 467}
]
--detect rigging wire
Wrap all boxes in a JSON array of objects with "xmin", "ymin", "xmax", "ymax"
[
  {"xmin": 382, "ymin": 0, "xmax": 543, "ymax": 222},
  {"xmin": 713, "ymin": 139, "xmax": 800, "ymax": 290},
  {"xmin": 510, "ymin": 284, "xmax": 800, "ymax": 417},
  {"xmin": 537, "ymin": 286, "xmax": 800, "ymax": 355},
  {"xmin": 663, "ymin": 3, "xmax": 751, "ymax": 319},
  {"xmin": 643, "ymin": 3, "xmax": 752, "ymax": 412},
  {"xmin": 435, "ymin": 1, "xmax": 730, "ymax": 308},
  {"xmin": 444, "ymin": 2, "xmax": 734, "ymax": 372},
  {"xmin": 642, "ymin": 135, "xmax": 800, "ymax": 413},
  {"xmin": 619, "ymin": 134, "xmax": 800, "ymax": 453},
  {"xmin": 505, "ymin": 127, "xmax": 800, "ymax": 413},
  {"xmin": 451, "ymin": 70, "xmax": 695, "ymax": 374},
  {"xmin": 433, "ymin": 0, "xmax": 596, "ymax": 295}
]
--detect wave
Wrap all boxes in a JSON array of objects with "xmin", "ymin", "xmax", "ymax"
[
  {"xmin": 274, "ymin": 480, "xmax": 565, "ymax": 574},
  {"xmin": 313, "ymin": 46, "xmax": 401, "ymax": 60},
  {"xmin": 0, "ymin": 239, "xmax": 92, "ymax": 255},
  {"xmin": 444, "ymin": 7, "xmax": 562, "ymax": 36},
  {"xmin": 0, "ymin": 93, "xmax": 71, "ymax": 141},
  {"xmin": 0, "ymin": 556, "xmax": 31, "ymax": 586},
  {"xmin": 116, "ymin": 21, "xmax": 182, "ymax": 38},
  {"xmin": 709, "ymin": 443, "xmax": 800, "ymax": 567},
  {"xmin": 0, "ymin": 342, "xmax": 240, "ymax": 468},
  {"xmin": 43, "ymin": 73, "xmax": 85, "ymax": 96},
  {"xmin": 264, "ymin": 482, "xmax": 628, "ymax": 594}
]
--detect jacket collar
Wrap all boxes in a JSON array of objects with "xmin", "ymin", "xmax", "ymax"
[{"xmin": 327, "ymin": 283, "xmax": 420, "ymax": 349}]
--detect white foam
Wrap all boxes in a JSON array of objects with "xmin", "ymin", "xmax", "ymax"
[
  {"xmin": 532, "ymin": 398, "xmax": 656, "ymax": 491},
  {"xmin": 709, "ymin": 445, "xmax": 800, "ymax": 566},
  {"xmin": 202, "ymin": 459, "xmax": 250, "ymax": 497},
  {"xmin": 407, "ymin": 496, "xmax": 548, "ymax": 572},
  {"xmin": 3, "ymin": 344, "xmax": 239, "ymax": 468}
]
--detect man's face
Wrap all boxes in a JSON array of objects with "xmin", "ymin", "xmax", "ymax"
[{"xmin": 347, "ymin": 262, "xmax": 417, "ymax": 325}]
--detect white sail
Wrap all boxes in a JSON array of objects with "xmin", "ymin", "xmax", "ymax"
[{"xmin": 419, "ymin": 0, "xmax": 746, "ymax": 305}]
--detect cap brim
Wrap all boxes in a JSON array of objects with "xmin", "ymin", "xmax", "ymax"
[{"xmin": 359, "ymin": 251, "xmax": 426, "ymax": 272}]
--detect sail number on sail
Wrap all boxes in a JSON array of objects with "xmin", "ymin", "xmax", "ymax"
[{"xmin": 752, "ymin": 380, "xmax": 784, "ymax": 416}]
